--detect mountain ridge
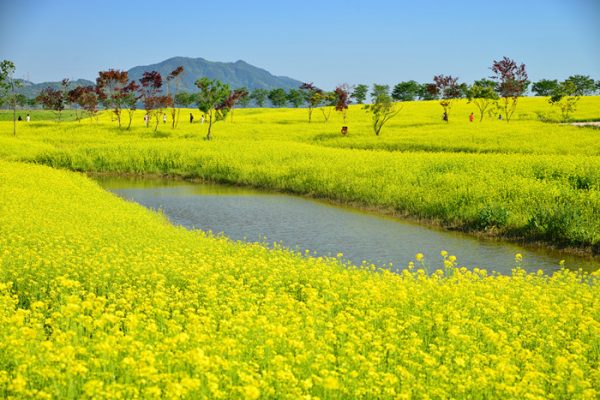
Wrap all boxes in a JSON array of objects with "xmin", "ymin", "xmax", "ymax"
[{"xmin": 16, "ymin": 57, "xmax": 303, "ymax": 98}]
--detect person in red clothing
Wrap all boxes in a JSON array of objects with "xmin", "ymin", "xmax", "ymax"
[{"xmin": 469, "ymin": 112, "xmax": 474, "ymax": 122}]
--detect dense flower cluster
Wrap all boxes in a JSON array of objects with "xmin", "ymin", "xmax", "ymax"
[{"xmin": 0, "ymin": 162, "xmax": 598, "ymax": 398}]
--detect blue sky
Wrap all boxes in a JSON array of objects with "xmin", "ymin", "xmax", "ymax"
[{"xmin": 1, "ymin": 0, "xmax": 598, "ymax": 90}]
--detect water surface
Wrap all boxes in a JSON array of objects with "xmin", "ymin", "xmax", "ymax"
[{"xmin": 96, "ymin": 176, "xmax": 599, "ymax": 275}]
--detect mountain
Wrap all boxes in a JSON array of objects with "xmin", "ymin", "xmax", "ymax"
[
  {"xmin": 127, "ymin": 56, "xmax": 303, "ymax": 92},
  {"xmin": 15, "ymin": 57, "xmax": 303, "ymax": 98},
  {"xmin": 16, "ymin": 79, "xmax": 94, "ymax": 99}
]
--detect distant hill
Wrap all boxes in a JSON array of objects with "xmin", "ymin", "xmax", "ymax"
[
  {"xmin": 16, "ymin": 57, "xmax": 303, "ymax": 99},
  {"xmin": 127, "ymin": 56, "xmax": 303, "ymax": 92},
  {"xmin": 16, "ymin": 79, "xmax": 94, "ymax": 99}
]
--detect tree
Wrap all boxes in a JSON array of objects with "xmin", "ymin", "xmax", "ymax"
[
  {"xmin": 36, "ymin": 87, "xmax": 65, "ymax": 121},
  {"xmin": 166, "ymin": 66, "xmax": 184, "ymax": 128},
  {"xmin": 466, "ymin": 79, "xmax": 499, "ymax": 121},
  {"xmin": 175, "ymin": 91, "xmax": 195, "ymax": 109},
  {"xmin": 549, "ymin": 80, "xmax": 580, "ymax": 121},
  {"xmin": 96, "ymin": 69, "xmax": 129, "ymax": 128},
  {"xmin": 351, "ymin": 84, "xmax": 368, "ymax": 104},
  {"xmin": 122, "ymin": 80, "xmax": 139, "ymax": 129},
  {"xmin": 68, "ymin": 85, "xmax": 99, "ymax": 122},
  {"xmin": 0, "ymin": 60, "xmax": 20, "ymax": 135},
  {"xmin": 392, "ymin": 80, "xmax": 420, "ymax": 101},
  {"xmin": 195, "ymin": 77, "xmax": 231, "ymax": 140},
  {"xmin": 300, "ymin": 82, "xmax": 322, "ymax": 123},
  {"xmin": 286, "ymin": 88, "xmax": 305, "ymax": 108},
  {"xmin": 315, "ymin": 91, "xmax": 336, "ymax": 122},
  {"xmin": 139, "ymin": 71, "xmax": 171, "ymax": 131},
  {"xmin": 236, "ymin": 87, "xmax": 251, "ymax": 108},
  {"xmin": 268, "ymin": 88, "xmax": 287, "ymax": 107},
  {"xmin": 363, "ymin": 84, "xmax": 400, "ymax": 135},
  {"xmin": 250, "ymin": 88, "xmax": 268, "ymax": 107},
  {"xmin": 432, "ymin": 75, "xmax": 461, "ymax": 122},
  {"xmin": 334, "ymin": 84, "xmax": 350, "ymax": 123},
  {"xmin": 564, "ymin": 75, "xmax": 596, "ymax": 96},
  {"xmin": 418, "ymin": 83, "xmax": 438, "ymax": 100},
  {"xmin": 67, "ymin": 86, "xmax": 88, "ymax": 121},
  {"xmin": 531, "ymin": 79, "xmax": 559, "ymax": 97},
  {"xmin": 223, "ymin": 88, "xmax": 249, "ymax": 121},
  {"xmin": 490, "ymin": 56, "xmax": 528, "ymax": 123}
]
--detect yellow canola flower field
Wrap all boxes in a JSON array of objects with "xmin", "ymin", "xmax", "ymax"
[
  {"xmin": 1, "ymin": 97, "xmax": 600, "ymax": 251},
  {"xmin": 0, "ymin": 161, "xmax": 599, "ymax": 399}
]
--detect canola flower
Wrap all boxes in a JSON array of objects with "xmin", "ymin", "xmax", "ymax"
[
  {"xmin": 1, "ymin": 97, "xmax": 600, "ymax": 251},
  {"xmin": 0, "ymin": 161, "xmax": 599, "ymax": 399}
]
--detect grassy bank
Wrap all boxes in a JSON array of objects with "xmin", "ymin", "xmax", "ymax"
[
  {"xmin": 0, "ymin": 161, "xmax": 598, "ymax": 398},
  {"xmin": 1, "ymin": 97, "xmax": 599, "ymax": 253}
]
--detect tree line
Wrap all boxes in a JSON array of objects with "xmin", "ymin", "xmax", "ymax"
[{"xmin": 1, "ymin": 57, "xmax": 599, "ymax": 138}]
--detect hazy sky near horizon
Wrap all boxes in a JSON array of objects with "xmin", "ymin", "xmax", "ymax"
[{"xmin": 1, "ymin": 0, "xmax": 598, "ymax": 89}]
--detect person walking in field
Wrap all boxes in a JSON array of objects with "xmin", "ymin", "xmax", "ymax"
[
  {"xmin": 144, "ymin": 113, "xmax": 149, "ymax": 127},
  {"xmin": 163, "ymin": 113, "xmax": 167, "ymax": 124},
  {"xmin": 190, "ymin": 113, "xmax": 194, "ymax": 123},
  {"xmin": 469, "ymin": 112, "xmax": 474, "ymax": 122},
  {"xmin": 26, "ymin": 113, "xmax": 30, "ymax": 122},
  {"xmin": 201, "ymin": 115, "xmax": 205, "ymax": 124}
]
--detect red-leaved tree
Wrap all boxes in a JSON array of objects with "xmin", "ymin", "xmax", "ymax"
[
  {"xmin": 139, "ymin": 71, "xmax": 171, "ymax": 131},
  {"xmin": 334, "ymin": 84, "xmax": 351, "ymax": 123},
  {"xmin": 166, "ymin": 66, "xmax": 184, "ymax": 128},
  {"xmin": 96, "ymin": 69, "xmax": 129, "ymax": 128},
  {"xmin": 432, "ymin": 75, "xmax": 461, "ymax": 122},
  {"xmin": 490, "ymin": 57, "xmax": 528, "ymax": 122}
]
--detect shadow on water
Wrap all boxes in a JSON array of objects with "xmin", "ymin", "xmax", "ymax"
[{"xmin": 94, "ymin": 175, "xmax": 600, "ymax": 276}]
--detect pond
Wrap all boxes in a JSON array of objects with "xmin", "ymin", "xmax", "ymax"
[{"xmin": 95, "ymin": 176, "xmax": 600, "ymax": 275}]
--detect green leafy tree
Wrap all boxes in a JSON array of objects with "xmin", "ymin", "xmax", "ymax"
[
  {"xmin": 564, "ymin": 75, "xmax": 596, "ymax": 96},
  {"xmin": 268, "ymin": 88, "xmax": 287, "ymax": 107},
  {"xmin": 549, "ymin": 81, "xmax": 580, "ymax": 121},
  {"xmin": 531, "ymin": 79, "xmax": 559, "ymax": 96},
  {"xmin": 432, "ymin": 75, "xmax": 461, "ymax": 122},
  {"xmin": 250, "ymin": 88, "xmax": 268, "ymax": 107},
  {"xmin": 0, "ymin": 60, "xmax": 20, "ymax": 135},
  {"xmin": 491, "ymin": 56, "xmax": 528, "ymax": 123},
  {"xmin": 316, "ymin": 91, "xmax": 336, "ymax": 122},
  {"xmin": 286, "ymin": 89, "xmax": 305, "ymax": 108},
  {"xmin": 300, "ymin": 82, "xmax": 322, "ymax": 123},
  {"xmin": 175, "ymin": 91, "xmax": 195, "ymax": 108},
  {"xmin": 363, "ymin": 84, "xmax": 400, "ymax": 135},
  {"xmin": 466, "ymin": 79, "xmax": 499, "ymax": 121},
  {"xmin": 392, "ymin": 80, "xmax": 420, "ymax": 101},
  {"xmin": 195, "ymin": 77, "xmax": 230, "ymax": 140},
  {"xmin": 351, "ymin": 84, "xmax": 368, "ymax": 104}
]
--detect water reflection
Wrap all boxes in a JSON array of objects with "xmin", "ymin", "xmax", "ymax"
[{"xmin": 95, "ymin": 176, "xmax": 599, "ymax": 275}]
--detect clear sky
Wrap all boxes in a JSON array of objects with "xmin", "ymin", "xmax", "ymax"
[{"xmin": 1, "ymin": 0, "xmax": 598, "ymax": 90}]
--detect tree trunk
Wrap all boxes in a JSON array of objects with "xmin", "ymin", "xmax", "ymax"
[
  {"xmin": 12, "ymin": 101, "xmax": 16, "ymax": 136},
  {"xmin": 206, "ymin": 112, "xmax": 213, "ymax": 140}
]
